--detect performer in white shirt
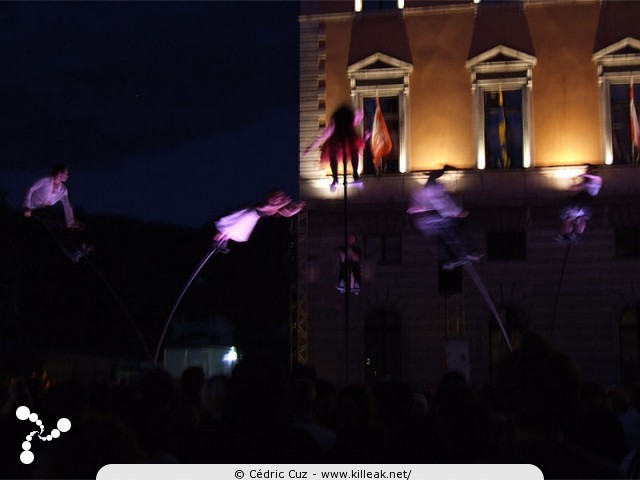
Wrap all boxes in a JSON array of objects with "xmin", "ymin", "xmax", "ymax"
[
  {"xmin": 23, "ymin": 164, "xmax": 92, "ymax": 262},
  {"xmin": 213, "ymin": 189, "xmax": 305, "ymax": 252}
]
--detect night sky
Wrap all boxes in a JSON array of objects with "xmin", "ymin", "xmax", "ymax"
[{"xmin": 0, "ymin": 1, "xmax": 301, "ymax": 228}]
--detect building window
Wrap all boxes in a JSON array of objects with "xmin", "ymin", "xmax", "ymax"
[
  {"xmin": 363, "ymin": 0, "xmax": 401, "ymax": 10},
  {"xmin": 356, "ymin": 0, "xmax": 402, "ymax": 11},
  {"xmin": 348, "ymin": 53, "xmax": 413, "ymax": 173},
  {"xmin": 486, "ymin": 230, "xmax": 526, "ymax": 262},
  {"xmin": 610, "ymin": 83, "xmax": 640, "ymax": 164},
  {"xmin": 365, "ymin": 233, "xmax": 402, "ymax": 265},
  {"xmin": 615, "ymin": 227, "xmax": 640, "ymax": 258},
  {"xmin": 593, "ymin": 37, "xmax": 640, "ymax": 165},
  {"xmin": 467, "ymin": 46, "xmax": 536, "ymax": 169},
  {"xmin": 619, "ymin": 305, "xmax": 640, "ymax": 386},
  {"xmin": 484, "ymin": 89, "xmax": 524, "ymax": 169}
]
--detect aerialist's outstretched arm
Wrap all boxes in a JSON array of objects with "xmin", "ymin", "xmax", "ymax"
[
  {"xmin": 303, "ymin": 121, "xmax": 335, "ymax": 157},
  {"xmin": 270, "ymin": 199, "xmax": 306, "ymax": 218}
]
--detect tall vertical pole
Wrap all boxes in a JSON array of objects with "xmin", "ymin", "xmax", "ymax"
[{"xmin": 343, "ymin": 149, "xmax": 350, "ymax": 384}]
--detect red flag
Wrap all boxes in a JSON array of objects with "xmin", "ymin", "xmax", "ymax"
[
  {"xmin": 631, "ymin": 81, "xmax": 640, "ymax": 153},
  {"xmin": 370, "ymin": 97, "xmax": 392, "ymax": 174}
]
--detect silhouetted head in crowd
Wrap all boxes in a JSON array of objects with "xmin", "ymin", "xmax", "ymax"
[
  {"xmin": 139, "ymin": 368, "xmax": 174, "ymax": 409},
  {"xmin": 494, "ymin": 332, "xmax": 581, "ymax": 435},
  {"xmin": 181, "ymin": 366, "xmax": 205, "ymax": 399}
]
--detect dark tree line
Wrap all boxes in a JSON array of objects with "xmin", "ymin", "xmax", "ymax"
[{"xmin": 0, "ymin": 195, "xmax": 294, "ymax": 375}]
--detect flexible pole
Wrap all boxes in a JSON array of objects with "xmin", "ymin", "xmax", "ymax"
[
  {"xmin": 463, "ymin": 262, "xmax": 512, "ymax": 352},
  {"xmin": 550, "ymin": 242, "xmax": 572, "ymax": 339},
  {"xmin": 441, "ymin": 225, "xmax": 512, "ymax": 351},
  {"xmin": 83, "ymin": 256, "xmax": 154, "ymax": 363},
  {"xmin": 153, "ymin": 246, "xmax": 219, "ymax": 366}
]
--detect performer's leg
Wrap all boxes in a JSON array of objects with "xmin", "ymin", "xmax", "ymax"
[
  {"xmin": 440, "ymin": 223, "xmax": 480, "ymax": 269},
  {"xmin": 440, "ymin": 222, "xmax": 464, "ymax": 259},
  {"xmin": 573, "ymin": 201, "xmax": 593, "ymax": 237},
  {"xmin": 438, "ymin": 234, "xmax": 458, "ymax": 265},
  {"xmin": 562, "ymin": 218, "xmax": 575, "ymax": 236},
  {"xmin": 413, "ymin": 213, "xmax": 455, "ymax": 264},
  {"xmin": 329, "ymin": 154, "xmax": 339, "ymax": 191},
  {"xmin": 418, "ymin": 227, "xmax": 446, "ymax": 262},
  {"xmin": 349, "ymin": 146, "xmax": 361, "ymax": 182},
  {"xmin": 454, "ymin": 223, "xmax": 480, "ymax": 260},
  {"xmin": 31, "ymin": 208, "xmax": 86, "ymax": 262},
  {"xmin": 336, "ymin": 261, "xmax": 347, "ymax": 292},
  {"xmin": 348, "ymin": 261, "xmax": 361, "ymax": 294},
  {"xmin": 351, "ymin": 261, "xmax": 362, "ymax": 286}
]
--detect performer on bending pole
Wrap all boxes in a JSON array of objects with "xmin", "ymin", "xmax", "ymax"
[
  {"xmin": 213, "ymin": 189, "xmax": 305, "ymax": 252},
  {"xmin": 407, "ymin": 166, "xmax": 481, "ymax": 270},
  {"xmin": 557, "ymin": 164, "xmax": 602, "ymax": 242},
  {"xmin": 155, "ymin": 189, "xmax": 305, "ymax": 365},
  {"xmin": 336, "ymin": 232, "xmax": 362, "ymax": 295},
  {"xmin": 23, "ymin": 164, "xmax": 92, "ymax": 263}
]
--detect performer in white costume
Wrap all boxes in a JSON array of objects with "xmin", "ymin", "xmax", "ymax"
[{"xmin": 213, "ymin": 189, "xmax": 305, "ymax": 252}]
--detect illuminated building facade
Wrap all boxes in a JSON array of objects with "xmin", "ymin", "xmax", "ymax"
[{"xmin": 297, "ymin": 0, "xmax": 640, "ymax": 390}]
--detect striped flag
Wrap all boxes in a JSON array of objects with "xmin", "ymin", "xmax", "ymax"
[
  {"xmin": 630, "ymin": 81, "xmax": 640, "ymax": 159},
  {"xmin": 370, "ymin": 96, "xmax": 392, "ymax": 174},
  {"xmin": 498, "ymin": 87, "xmax": 509, "ymax": 169}
]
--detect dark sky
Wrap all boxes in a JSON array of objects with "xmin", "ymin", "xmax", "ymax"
[{"xmin": 0, "ymin": 1, "xmax": 300, "ymax": 228}]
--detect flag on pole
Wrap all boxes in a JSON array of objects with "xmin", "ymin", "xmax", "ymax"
[
  {"xmin": 370, "ymin": 96, "xmax": 392, "ymax": 174},
  {"xmin": 630, "ymin": 81, "xmax": 640, "ymax": 160},
  {"xmin": 498, "ymin": 87, "xmax": 509, "ymax": 169}
]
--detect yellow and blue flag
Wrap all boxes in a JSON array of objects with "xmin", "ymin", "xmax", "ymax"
[{"xmin": 498, "ymin": 87, "xmax": 509, "ymax": 169}]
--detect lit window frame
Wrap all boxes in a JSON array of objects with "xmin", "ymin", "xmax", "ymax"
[
  {"xmin": 347, "ymin": 52, "xmax": 413, "ymax": 173},
  {"xmin": 466, "ymin": 45, "xmax": 536, "ymax": 170},
  {"xmin": 593, "ymin": 37, "xmax": 640, "ymax": 166}
]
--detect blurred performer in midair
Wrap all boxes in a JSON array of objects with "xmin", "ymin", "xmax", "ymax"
[
  {"xmin": 557, "ymin": 164, "xmax": 602, "ymax": 242},
  {"xmin": 213, "ymin": 189, "xmax": 305, "ymax": 252},
  {"xmin": 408, "ymin": 166, "xmax": 481, "ymax": 270},
  {"xmin": 304, "ymin": 105, "xmax": 367, "ymax": 192}
]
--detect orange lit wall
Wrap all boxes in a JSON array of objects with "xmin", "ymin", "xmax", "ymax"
[
  {"xmin": 319, "ymin": 1, "xmax": 603, "ymax": 173},
  {"xmin": 405, "ymin": 10, "xmax": 476, "ymax": 171},
  {"xmin": 526, "ymin": 2, "xmax": 601, "ymax": 166},
  {"xmin": 323, "ymin": 20, "xmax": 355, "ymax": 175},
  {"xmin": 325, "ymin": 20, "xmax": 354, "ymax": 123}
]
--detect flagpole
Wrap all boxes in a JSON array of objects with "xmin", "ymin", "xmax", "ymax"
[{"xmin": 631, "ymin": 78, "xmax": 640, "ymax": 164}]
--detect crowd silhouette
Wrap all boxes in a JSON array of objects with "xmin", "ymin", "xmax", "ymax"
[{"xmin": 2, "ymin": 332, "xmax": 639, "ymax": 479}]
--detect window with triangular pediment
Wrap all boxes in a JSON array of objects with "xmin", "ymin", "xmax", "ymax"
[
  {"xmin": 466, "ymin": 45, "xmax": 536, "ymax": 170},
  {"xmin": 347, "ymin": 52, "xmax": 413, "ymax": 175},
  {"xmin": 593, "ymin": 37, "xmax": 640, "ymax": 165}
]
